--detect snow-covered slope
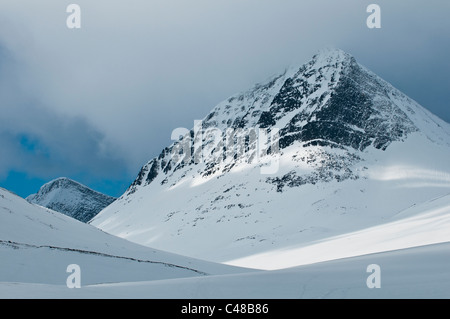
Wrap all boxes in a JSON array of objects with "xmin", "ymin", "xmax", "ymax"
[
  {"xmin": 2, "ymin": 242, "xmax": 449, "ymax": 298},
  {"xmin": 90, "ymin": 48, "xmax": 450, "ymax": 267},
  {"xmin": 0, "ymin": 187, "xmax": 249, "ymax": 286},
  {"xmin": 27, "ymin": 177, "xmax": 116, "ymax": 223},
  {"xmin": 2, "ymin": 182, "xmax": 449, "ymax": 298},
  {"xmin": 227, "ymin": 192, "xmax": 450, "ymax": 269}
]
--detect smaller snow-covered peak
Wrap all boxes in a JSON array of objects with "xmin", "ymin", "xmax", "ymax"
[
  {"xmin": 27, "ymin": 177, "xmax": 116, "ymax": 223},
  {"xmin": 32, "ymin": 177, "xmax": 86, "ymax": 195}
]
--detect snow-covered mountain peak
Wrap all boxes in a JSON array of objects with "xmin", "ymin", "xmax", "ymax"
[
  {"xmin": 27, "ymin": 177, "xmax": 116, "ymax": 223},
  {"xmin": 313, "ymin": 46, "xmax": 352, "ymax": 62},
  {"xmin": 122, "ymin": 48, "xmax": 431, "ymax": 195},
  {"xmin": 90, "ymin": 49, "xmax": 450, "ymax": 264}
]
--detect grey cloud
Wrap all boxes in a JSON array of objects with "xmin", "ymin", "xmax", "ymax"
[
  {"xmin": 0, "ymin": 44, "xmax": 129, "ymax": 182},
  {"xmin": 0, "ymin": 0, "xmax": 448, "ymax": 181},
  {"xmin": 0, "ymin": 104, "xmax": 129, "ymax": 182}
]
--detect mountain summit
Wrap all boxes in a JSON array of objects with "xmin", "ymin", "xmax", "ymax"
[
  {"xmin": 27, "ymin": 177, "xmax": 116, "ymax": 223},
  {"xmin": 120, "ymin": 48, "xmax": 447, "ymax": 195},
  {"xmin": 90, "ymin": 48, "xmax": 450, "ymax": 265}
]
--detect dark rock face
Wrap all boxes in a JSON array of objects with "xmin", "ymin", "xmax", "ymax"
[
  {"xmin": 266, "ymin": 56, "xmax": 416, "ymax": 152},
  {"xmin": 27, "ymin": 178, "xmax": 116, "ymax": 223}
]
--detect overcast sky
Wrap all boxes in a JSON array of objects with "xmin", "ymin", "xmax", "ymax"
[{"xmin": 0, "ymin": 0, "xmax": 449, "ymax": 198}]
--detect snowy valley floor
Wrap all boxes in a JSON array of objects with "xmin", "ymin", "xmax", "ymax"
[
  {"xmin": 1, "ymin": 187, "xmax": 450, "ymax": 299},
  {"xmin": 1, "ymin": 242, "xmax": 450, "ymax": 299}
]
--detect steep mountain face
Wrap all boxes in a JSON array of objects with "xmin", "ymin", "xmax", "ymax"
[
  {"xmin": 27, "ymin": 177, "xmax": 116, "ymax": 223},
  {"xmin": 90, "ymin": 48, "xmax": 450, "ymax": 265}
]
